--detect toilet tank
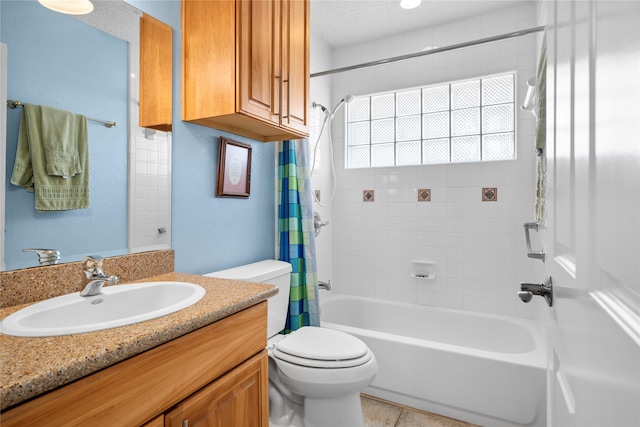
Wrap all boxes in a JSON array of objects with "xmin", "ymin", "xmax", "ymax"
[{"xmin": 204, "ymin": 260, "xmax": 292, "ymax": 338}]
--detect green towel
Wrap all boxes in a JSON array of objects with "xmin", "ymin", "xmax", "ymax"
[{"xmin": 10, "ymin": 104, "xmax": 90, "ymax": 211}]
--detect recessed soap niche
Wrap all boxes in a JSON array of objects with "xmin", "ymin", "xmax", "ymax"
[{"xmin": 411, "ymin": 261, "xmax": 435, "ymax": 280}]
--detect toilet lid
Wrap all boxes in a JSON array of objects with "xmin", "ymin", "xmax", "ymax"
[{"xmin": 273, "ymin": 327, "xmax": 371, "ymax": 368}]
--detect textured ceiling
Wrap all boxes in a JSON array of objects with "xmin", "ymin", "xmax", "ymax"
[
  {"xmin": 74, "ymin": 0, "xmax": 140, "ymax": 43},
  {"xmin": 311, "ymin": 0, "xmax": 533, "ymax": 48}
]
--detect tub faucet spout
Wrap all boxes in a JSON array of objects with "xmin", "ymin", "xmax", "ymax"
[
  {"xmin": 318, "ymin": 280, "xmax": 332, "ymax": 291},
  {"xmin": 80, "ymin": 255, "xmax": 118, "ymax": 297}
]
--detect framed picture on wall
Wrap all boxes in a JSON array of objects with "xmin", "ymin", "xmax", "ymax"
[{"xmin": 216, "ymin": 137, "xmax": 252, "ymax": 198}]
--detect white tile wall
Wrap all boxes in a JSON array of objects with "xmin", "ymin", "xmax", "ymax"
[
  {"xmin": 128, "ymin": 127, "xmax": 172, "ymax": 253},
  {"xmin": 321, "ymin": 2, "xmax": 547, "ymax": 319}
]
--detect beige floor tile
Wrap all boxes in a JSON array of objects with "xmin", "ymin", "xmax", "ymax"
[
  {"xmin": 361, "ymin": 396, "xmax": 403, "ymax": 427},
  {"xmin": 395, "ymin": 409, "xmax": 478, "ymax": 427}
]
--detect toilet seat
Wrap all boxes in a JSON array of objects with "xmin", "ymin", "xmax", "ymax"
[{"xmin": 272, "ymin": 326, "xmax": 372, "ymax": 368}]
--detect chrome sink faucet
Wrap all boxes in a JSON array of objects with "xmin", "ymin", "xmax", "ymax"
[{"xmin": 80, "ymin": 255, "xmax": 118, "ymax": 297}]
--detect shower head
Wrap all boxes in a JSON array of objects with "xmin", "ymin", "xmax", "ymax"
[{"xmin": 330, "ymin": 94, "xmax": 354, "ymax": 116}]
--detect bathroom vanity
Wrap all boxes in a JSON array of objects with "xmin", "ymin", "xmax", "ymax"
[{"xmin": 0, "ymin": 254, "xmax": 276, "ymax": 427}]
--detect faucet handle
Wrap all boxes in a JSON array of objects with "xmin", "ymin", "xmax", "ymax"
[
  {"xmin": 518, "ymin": 276, "xmax": 553, "ymax": 307},
  {"xmin": 83, "ymin": 255, "xmax": 105, "ymax": 277},
  {"xmin": 23, "ymin": 248, "xmax": 61, "ymax": 266}
]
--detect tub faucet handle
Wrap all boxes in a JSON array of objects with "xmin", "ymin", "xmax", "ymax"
[
  {"xmin": 314, "ymin": 212, "xmax": 330, "ymax": 237},
  {"xmin": 518, "ymin": 276, "xmax": 553, "ymax": 307},
  {"xmin": 517, "ymin": 291, "xmax": 534, "ymax": 303}
]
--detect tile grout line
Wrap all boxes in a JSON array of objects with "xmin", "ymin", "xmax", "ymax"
[{"xmin": 392, "ymin": 408, "xmax": 405, "ymax": 427}]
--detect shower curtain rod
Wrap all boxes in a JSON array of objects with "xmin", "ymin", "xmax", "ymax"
[{"xmin": 310, "ymin": 25, "xmax": 545, "ymax": 78}]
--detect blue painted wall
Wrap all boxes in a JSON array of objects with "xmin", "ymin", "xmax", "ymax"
[
  {"xmin": 129, "ymin": 0, "xmax": 276, "ymax": 274},
  {"xmin": 2, "ymin": 1, "xmax": 128, "ymax": 270}
]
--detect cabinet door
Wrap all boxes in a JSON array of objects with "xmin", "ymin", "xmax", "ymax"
[
  {"xmin": 139, "ymin": 13, "xmax": 172, "ymax": 131},
  {"xmin": 237, "ymin": 0, "xmax": 279, "ymax": 126},
  {"xmin": 280, "ymin": 0, "xmax": 309, "ymax": 135},
  {"xmin": 165, "ymin": 350, "xmax": 269, "ymax": 427},
  {"xmin": 142, "ymin": 415, "xmax": 164, "ymax": 427}
]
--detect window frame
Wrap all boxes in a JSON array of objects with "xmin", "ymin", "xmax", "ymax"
[{"xmin": 344, "ymin": 72, "xmax": 518, "ymax": 169}]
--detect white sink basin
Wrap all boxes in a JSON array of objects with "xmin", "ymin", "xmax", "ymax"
[{"xmin": 0, "ymin": 281, "xmax": 206, "ymax": 337}]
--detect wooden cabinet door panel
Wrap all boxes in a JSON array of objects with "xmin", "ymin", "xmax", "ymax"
[
  {"xmin": 165, "ymin": 351, "xmax": 269, "ymax": 427},
  {"xmin": 140, "ymin": 13, "xmax": 172, "ymax": 131},
  {"xmin": 182, "ymin": 0, "xmax": 236, "ymax": 121},
  {"xmin": 142, "ymin": 415, "xmax": 164, "ymax": 427},
  {"xmin": 281, "ymin": 0, "xmax": 308, "ymax": 134},
  {"xmin": 238, "ymin": 0, "xmax": 279, "ymax": 125}
]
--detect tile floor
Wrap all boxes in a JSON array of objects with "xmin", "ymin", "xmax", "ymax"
[{"xmin": 361, "ymin": 395, "xmax": 479, "ymax": 427}]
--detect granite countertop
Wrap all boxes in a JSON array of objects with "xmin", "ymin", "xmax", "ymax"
[{"xmin": 0, "ymin": 272, "xmax": 278, "ymax": 411}]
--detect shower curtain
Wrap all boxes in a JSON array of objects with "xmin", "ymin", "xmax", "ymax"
[{"xmin": 277, "ymin": 139, "xmax": 320, "ymax": 333}]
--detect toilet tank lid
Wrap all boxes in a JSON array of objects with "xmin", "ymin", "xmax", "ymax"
[{"xmin": 204, "ymin": 260, "xmax": 292, "ymax": 283}]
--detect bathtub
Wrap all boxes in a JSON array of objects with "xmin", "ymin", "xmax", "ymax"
[{"xmin": 319, "ymin": 293, "xmax": 546, "ymax": 427}]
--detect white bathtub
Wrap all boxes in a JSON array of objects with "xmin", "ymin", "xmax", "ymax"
[{"xmin": 319, "ymin": 293, "xmax": 546, "ymax": 427}]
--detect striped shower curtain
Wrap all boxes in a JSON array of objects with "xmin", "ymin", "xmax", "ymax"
[{"xmin": 277, "ymin": 139, "xmax": 320, "ymax": 333}]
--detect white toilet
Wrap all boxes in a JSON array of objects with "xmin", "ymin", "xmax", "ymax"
[{"xmin": 205, "ymin": 260, "xmax": 377, "ymax": 427}]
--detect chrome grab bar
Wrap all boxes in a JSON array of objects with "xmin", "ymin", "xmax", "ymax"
[{"xmin": 523, "ymin": 222, "xmax": 545, "ymax": 262}]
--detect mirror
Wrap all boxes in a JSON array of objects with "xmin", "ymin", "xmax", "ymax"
[{"xmin": 1, "ymin": 0, "xmax": 172, "ymax": 271}]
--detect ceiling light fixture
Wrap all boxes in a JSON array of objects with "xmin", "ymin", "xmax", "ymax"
[
  {"xmin": 400, "ymin": 0, "xmax": 422, "ymax": 10},
  {"xmin": 38, "ymin": 0, "xmax": 94, "ymax": 15}
]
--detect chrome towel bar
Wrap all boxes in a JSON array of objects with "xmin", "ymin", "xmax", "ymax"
[{"xmin": 7, "ymin": 100, "xmax": 117, "ymax": 128}]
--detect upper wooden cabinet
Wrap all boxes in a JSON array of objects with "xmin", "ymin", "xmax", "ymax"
[
  {"xmin": 182, "ymin": 0, "xmax": 309, "ymax": 142},
  {"xmin": 139, "ymin": 13, "xmax": 173, "ymax": 132}
]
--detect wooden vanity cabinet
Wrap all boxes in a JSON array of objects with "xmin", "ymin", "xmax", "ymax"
[
  {"xmin": 1, "ymin": 302, "xmax": 268, "ymax": 427},
  {"xmin": 182, "ymin": 0, "xmax": 309, "ymax": 142},
  {"xmin": 140, "ymin": 13, "xmax": 173, "ymax": 131}
]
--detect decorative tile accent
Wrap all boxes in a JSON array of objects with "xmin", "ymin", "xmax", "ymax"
[
  {"xmin": 482, "ymin": 187, "xmax": 498, "ymax": 202},
  {"xmin": 418, "ymin": 188, "xmax": 431, "ymax": 202},
  {"xmin": 363, "ymin": 190, "xmax": 375, "ymax": 202}
]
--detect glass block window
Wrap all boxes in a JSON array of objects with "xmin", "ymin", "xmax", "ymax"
[{"xmin": 345, "ymin": 73, "xmax": 515, "ymax": 168}]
